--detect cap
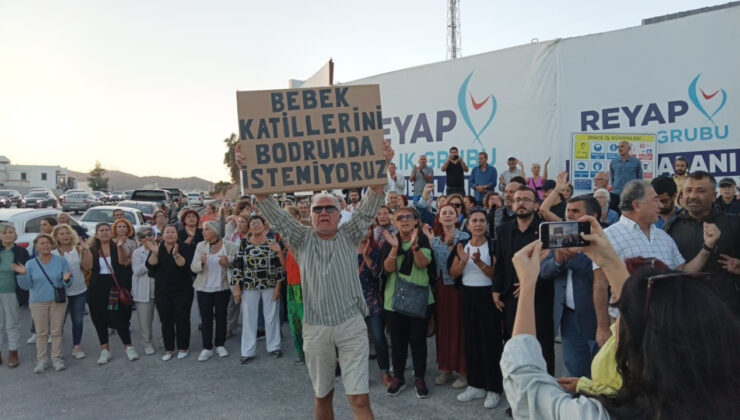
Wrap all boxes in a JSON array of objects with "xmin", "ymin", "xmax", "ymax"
[
  {"xmin": 718, "ymin": 177, "xmax": 736, "ymax": 187},
  {"xmin": 507, "ymin": 155, "xmax": 517, "ymax": 161},
  {"xmin": 542, "ymin": 180, "xmax": 557, "ymax": 191}
]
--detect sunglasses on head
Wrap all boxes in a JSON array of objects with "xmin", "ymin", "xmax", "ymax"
[
  {"xmin": 645, "ymin": 271, "xmax": 711, "ymax": 321},
  {"xmin": 312, "ymin": 206, "xmax": 338, "ymax": 214}
]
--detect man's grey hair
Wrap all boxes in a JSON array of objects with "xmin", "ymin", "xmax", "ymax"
[
  {"xmin": 311, "ymin": 192, "xmax": 342, "ymax": 210},
  {"xmin": 593, "ymin": 188, "xmax": 610, "ymax": 201},
  {"xmin": 619, "ymin": 180, "xmax": 650, "ymax": 212}
]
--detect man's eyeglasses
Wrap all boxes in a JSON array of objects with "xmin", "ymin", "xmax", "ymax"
[
  {"xmin": 312, "ymin": 206, "xmax": 338, "ymax": 214},
  {"xmin": 396, "ymin": 214, "xmax": 416, "ymax": 221},
  {"xmin": 514, "ymin": 198, "xmax": 534, "ymax": 204},
  {"xmin": 645, "ymin": 272, "xmax": 711, "ymax": 321}
]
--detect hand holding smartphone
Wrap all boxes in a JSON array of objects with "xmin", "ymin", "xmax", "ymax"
[{"xmin": 540, "ymin": 221, "xmax": 590, "ymax": 249}]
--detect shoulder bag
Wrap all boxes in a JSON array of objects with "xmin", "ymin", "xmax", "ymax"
[
  {"xmin": 391, "ymin": 274, "xmax": 428, "ymax": 319},
  {"xmin": 35, "ymin": 258, "xmax": 66, "ymax": 303},
  {"xmin": 101, "ymin": 253, "xmax": 133, "ymax": 306}
]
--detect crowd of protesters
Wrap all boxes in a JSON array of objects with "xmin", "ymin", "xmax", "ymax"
[{"xmin": 1, "ymin": 141, "xmax": 739, "ymax": 420}]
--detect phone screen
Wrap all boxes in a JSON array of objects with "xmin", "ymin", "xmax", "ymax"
[{"xmin": 539, "ymin": 221, "xmax": 590, "ymax": 249}]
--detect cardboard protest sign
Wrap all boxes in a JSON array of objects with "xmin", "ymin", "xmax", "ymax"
[{"xmin": 236, "ymin": 85, "xmax": 387, "ymax": 194}]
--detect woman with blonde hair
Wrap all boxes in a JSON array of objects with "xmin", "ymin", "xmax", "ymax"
[{"xmin": 51, "ymin": 223, "xmax": 92, "ymax": 359}]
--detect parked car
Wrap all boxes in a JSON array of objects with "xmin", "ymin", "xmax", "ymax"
[
  {"xmin": 130, "ymin": 189, "xmax": 176, "ymax": 220},
  {"xmin": 187, "ymin": 192, "xmax": 204, "ymax": 206},
  {"xmin": 0, "ymin": 208, "xmax": 86, "ymax": 255},
  {"xmin": 161, "ymin": 188, "xmax": 186, "ymax": 207},
  {"xmin": 107, "ymin": 191, "xmax": 126, "ymax": 202},
  {"xmin": 21, "ymin": 191, "xmax": 58, "ymax": 208},
  {"xmin": 78, "ymin": 206, "xmax": 145, "ymax": 235},
  {"xmin": 62, "ymin": 192, "xmax": 99, "ymax": 214},
  {"xmin": 124, "ymin": 190, "xmax": 134, "ymax": 200},
  {"xmin": 59, "ymin": 189, "xmax": 86, "ymax": 204},
  {"xmin": 0, "ymin": 189, "xmax": 22, "ymax": 208},
  {"xmin": 90, "ymin": 191, "xmax": 106, "ymax": 202},
  {"xmin": 117, "ymin": 200, "xmax": 159, "ymax": 223}
]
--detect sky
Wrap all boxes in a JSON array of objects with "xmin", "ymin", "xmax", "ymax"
[{"xmin": 0, "ymin": 0, "xmax": 724, "ymax": 183}]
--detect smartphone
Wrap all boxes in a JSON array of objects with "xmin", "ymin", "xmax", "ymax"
[{"xmin": 539, "ymin": 221, "xmax": 590, "ymax": 249}]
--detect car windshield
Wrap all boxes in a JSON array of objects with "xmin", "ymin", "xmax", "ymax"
[
  {"xmin": 133, "ymin": 191, "xmax": 165, "ymax": 200},
  {"xmin": 68, "ymin": 193, "xmax": 89, "ymax": 199},
  {"xmin": 81, "ymin": 209, "xmax": 136, "ymax": 224},
  {"xmin": 0, "ymin": 191, "xmax": 10, "ymax": 196},
  {"xmin": 27, "ymin": 192, "xmax": 46, "ymax": 197}
]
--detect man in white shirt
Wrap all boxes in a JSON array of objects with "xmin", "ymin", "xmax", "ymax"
[
  {"xmin": 592, "ymin": 180, "xmax": 719, "ymax": 346},
  {"xmin": 384, "ymin": 162, "xmax": 405, "ymax": 196},
  {"xmin": 339, "ymin": 189, "xmax": 361, "ymax": 227}
]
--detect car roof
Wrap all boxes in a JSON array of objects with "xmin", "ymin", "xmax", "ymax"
[
  {"xmin": 119, "ymin": 200, "xmax": 157, "ymax": 206},
  {"xmin": 0, "ymin": 208, "xmax": 60, "ymax": 220},
  {"xmin": 85, "ymin": 205, "xmax": 140, "ymax": 211}
]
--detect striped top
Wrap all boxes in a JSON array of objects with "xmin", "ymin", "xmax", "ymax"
[{"xmin": 257, "ymin": 189, "xmax": 384, "ymax": 326}]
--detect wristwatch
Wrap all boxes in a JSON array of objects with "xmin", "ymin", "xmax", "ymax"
[{"xmin": 702, "ymin": 243, "xmax": 715, "ymax": 253}]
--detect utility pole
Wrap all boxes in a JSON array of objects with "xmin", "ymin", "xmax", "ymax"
[{"xmin": 447, "ymin": 0, "xmax": 461, "ymax": 59}]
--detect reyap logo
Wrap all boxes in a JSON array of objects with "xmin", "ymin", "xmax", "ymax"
[
  {"xmin": 458, "ymin": 72, "xmax": 497, "ymax": 147},
  {"xmin": 688, "ymin": 73, "xmax": 727, "ymax": 126},
  {"xmin": 580, "ymin": 73, "xmax": 729, "ymax": 144}
]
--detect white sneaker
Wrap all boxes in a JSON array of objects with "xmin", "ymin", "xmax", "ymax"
[
  {"xmin": 52, "ymin": 358, "xmax": 66, "ymax": 371},
  {"xmin": 143, "ymin": 344, "xmax": 155, "ymax": 355},
  {"xmin": 161, "ymin": 352, "xmax": 174, "ymax": 361},
  {"xmin": 26, "ymin": 334, "xmax": 37, "ymax": 344},
  {"xmin": 97, "ymin": 349, "xmax": 112, "ymax": 365},
  {"xmin": 216, "ymin": 346, "xmax": 229, "ymax": 358},
  {"xmin": 197, "ymin": 349, "xmax": 214, "ymax": 362},
  {"xmin": 33, "ymin": 359, "xmax": 48, "ymax": 373},
  {"xmin": 176, "ymin": 350, "xmax": 190, "ymax": 359},
  {"xmin": 484, "ymin": 392, "xmax": 501, "ymax": 409},
  {"xmin": 72, "ymin": 348, "xmax": 86, "ymax": 359},
  {"xmin": 457, "ymin": 386, "xmax": 487, "ymax": 402},
  {"xmin": 126, "ymin": 347, "xmax": 139, "ymax": 361}
]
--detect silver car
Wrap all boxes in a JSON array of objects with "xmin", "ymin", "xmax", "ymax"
[
  {"xmin": 78, "ymin": 206, "xmax": 145, "ymax": 235},
  {"xmin": 62, "ymin": 192, "xmax": 99, "ymax": 214},
  {"xmin": 0, "ymin": 208, "xmax": 87, "ymax": 255}
]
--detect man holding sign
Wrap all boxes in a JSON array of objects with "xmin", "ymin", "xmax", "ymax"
[
  {"xmin": 236, "ymin": 84, "xmax": 392, "ymax": 419},
  {"xmin": 252, "ymin": 140, "xmax": 392, "ymax": 420}
]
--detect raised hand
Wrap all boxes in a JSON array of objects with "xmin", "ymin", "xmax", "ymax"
[
  {"xmin": 382, "ymin": 230, "xmax": 399, "ymax": 248},
  {"xmin": 219, "ymin": 255, "xmax": 229, "ymax": 267},
  {"xmin": 11, "ymin": 262, "xmax": 26, "ymax": 275},
  {"xmin": 511, "ymin": 240, "xmax": 549, "ymax": 289},
  {"xmin": 409, "ymin": 228, "xmax": 418, "ymax": 246},
  {"xmin": 471, "ymin": 248, "xmax": 482, "ymax": 265},
  {"xmin": 144, "ymin": 241, "xmax": 158, "ymax": 253},
  {"xmin": 703, "ymin": 222, "xmax": 720, "ymax": 249},
  {"xmin": 456, "ymin": 243, "xmax": 470, "ymax": 264},
  {"xmin": 234, "ymin": 144, "xmax": 245, "ymax": 166},
  {"xmin": 421, "ymin": 224, "xmax": 434, "ymax": 244},
  {"xmin": 172, "ymin": 243, "xmax": 179, "ymax": 257}
]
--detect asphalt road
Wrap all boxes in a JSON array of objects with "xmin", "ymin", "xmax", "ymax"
[{"xmin": 0, "ymin": 299, "xmax": 565, "ymax": 420}]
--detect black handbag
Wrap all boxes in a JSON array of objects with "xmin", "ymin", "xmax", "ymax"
[
  {"xmin": 35, "ymin": 258, "xmax": 66, "ymax": 304},
  {"xmin": 391, "ymin": 276, "xmax": 428, "ymax": 318}
]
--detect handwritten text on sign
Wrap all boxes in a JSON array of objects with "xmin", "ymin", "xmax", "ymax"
[{"xmin": 236, "ymin": 85, "xmax": 386, "ymax": 194}]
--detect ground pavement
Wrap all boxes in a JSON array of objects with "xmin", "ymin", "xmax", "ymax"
[{"xmin": 1, "ymin": 302, "xmax": 564, "ymax": 419}]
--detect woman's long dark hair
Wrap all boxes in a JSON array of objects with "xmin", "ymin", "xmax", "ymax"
[{"xmin": 599, "ymin": 266, "xmax": 740, "ymax": 419}]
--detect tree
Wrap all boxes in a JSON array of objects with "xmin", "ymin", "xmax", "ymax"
[
  {"xmin": 223, "ymin": 133, "xmax": 240, "ymax": 183},
  {"xmin": 88, "ymin": 161, "xmax": 109, "ymax": 191},
  {"xmin": 212, "ymin": 181, "xmax": 232, "ymax": 196}
]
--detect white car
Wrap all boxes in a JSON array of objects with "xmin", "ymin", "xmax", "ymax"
[
  {"xmin": 78, "ymin": 206, "xmax": 145, "ymax": 235},
  {"xmin": 187, "ymin": 192, "xmax": 204, "ymax": 206},
  {"xmin": 0, "ymin": 208, "xmax": 87, "ymax": 255}
]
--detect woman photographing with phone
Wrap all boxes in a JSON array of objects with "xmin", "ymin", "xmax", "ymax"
[{"xmin": 502, "ymin": 216, "xmax": 740, "ymax": 419}]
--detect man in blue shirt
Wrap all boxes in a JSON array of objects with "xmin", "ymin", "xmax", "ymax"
[
  {"xmin": 609, "ymin": 141, "xmax": 642, "ymax": 195},
  {"xmin": 469, "ymin": 152, "xmax": 497, "ymax": 204}
]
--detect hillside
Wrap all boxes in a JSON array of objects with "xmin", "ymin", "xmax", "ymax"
[{"xmin": 68, "ymin": 169, "xmax": 215, "ymax": 192}]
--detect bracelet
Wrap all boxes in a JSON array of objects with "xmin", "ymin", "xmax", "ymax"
[{"xmin": 702, "ymin": 243, "xmax": 715, "ymax": 253}]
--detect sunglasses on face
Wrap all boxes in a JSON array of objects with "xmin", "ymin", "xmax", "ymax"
[
  {"xmin": 396, "ymin": 214, "xmax": 416, "ymax": 221},
  {"xmin": 312, "ymin": 206, "xmax": 338, "ymax": 214},
  {"xmin": 450, "ymin": 202, "xmax": 462, "ymax": 208}
]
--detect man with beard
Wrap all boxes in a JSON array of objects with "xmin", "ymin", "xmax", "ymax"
[
  {"xmin": 665, "ymin": 171, "xmax": 740, "ymax": 317},
  {"xmin": 652, "ymin": 176, "xmax": 681, "ymax": 229},
  {"xmin": 672, "ymin": 156, "xmax": 689, "ymax": 195},
  {"xmin": 491, "ymin": 180, "xmax": 522, "ymax": 238},
  {"xmin": 340, "ymin": 189, "xmax": 361, "ymax": 226},
  {"xmin": 493, "ymin": 186, "xmax": 554, "ymax": 374}
]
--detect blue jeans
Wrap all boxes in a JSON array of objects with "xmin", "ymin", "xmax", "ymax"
[
  {"xmin": 365, "ymin": 313, "xmax": 389, "ymax": 373},
  {"xmin": 561, "ymin": 307, "xmax": 598, "ymax": 378},
  {"xmin": 66, "ymin": 291, "xmax": 87, "ymax": 346}
]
